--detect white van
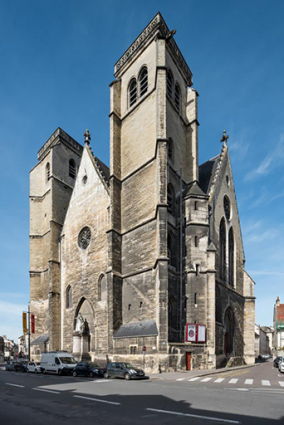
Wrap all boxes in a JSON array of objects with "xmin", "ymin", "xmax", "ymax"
[{"xmin": 40, "ymin": 351, "xmax": 77, "ymax": 375}]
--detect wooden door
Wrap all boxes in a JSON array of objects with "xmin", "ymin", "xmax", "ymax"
[{"xmin": 186, "ymin": 352, "xmax": 191, "ymax": 371}]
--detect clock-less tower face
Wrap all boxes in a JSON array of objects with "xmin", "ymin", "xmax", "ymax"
[{"xmin": 78, "ymin": 227, "xmax": 91, "ymax": 249}]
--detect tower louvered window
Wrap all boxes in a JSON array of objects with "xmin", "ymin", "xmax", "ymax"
[
  {"xmin": 228, "ymin": 227, "xmax": 234, "ymax": 286},
  {"xmin": 174, "ymin": 83, "xmax": 181, "ymax": 111},
  {"xmin": 139, "ymin": 67, "xmax": 148, "ymax": 96},
  {"xmin": 129, "ymin": 78, "xmax": 137, "ymax": 107},
  {"xmin": 167, "ymin": 70, "xmax": 173, "ymax": 98},
  {"xmin": 46, "ymin": 163, "xmax": 50, "ymax": 181},
  {"xmin": 69, "ymin": 159, "xmax": 76, "ymax": 179}
]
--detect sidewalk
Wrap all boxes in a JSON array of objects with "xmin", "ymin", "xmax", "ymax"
[{"xmin": 148, "ymin": 363, "xmax": 260, "ymax": 381}]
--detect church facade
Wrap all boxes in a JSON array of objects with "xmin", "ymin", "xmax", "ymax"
[{"xmin": 30, "ymin": 13, "xmax": 255, "ymax": 371}]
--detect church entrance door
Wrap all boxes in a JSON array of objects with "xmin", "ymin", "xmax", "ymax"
[{"xmin": 186, "ymin": 352, "xmax": 191, "ymax": 371}]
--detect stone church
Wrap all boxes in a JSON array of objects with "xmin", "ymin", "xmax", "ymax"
[{"xmin": 30, "ymin": 12, "xmax": 255, "ymax": 371}]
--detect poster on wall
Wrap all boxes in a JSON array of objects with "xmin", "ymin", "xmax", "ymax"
[
  {"xmin": 186, "ymin": 324, "xmax": 196, "ymax": 342},
  {"xmin": 196, "ymin": 324, "xmax": 206, "ymax": 343}
]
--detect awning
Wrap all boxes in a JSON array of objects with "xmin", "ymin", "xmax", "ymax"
[
  {"xmin": 30, "ymin": 334, "xmax": 49, "ymax": 345},
  {"xmin": 113, "ymin": 320, "xmax": 158, "ymax": 339}
]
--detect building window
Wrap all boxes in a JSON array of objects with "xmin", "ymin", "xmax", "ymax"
[
  {"xmin": 194, "ymin": 236, "xmax": 198, "ymax": 247},
  {"xmin": 69, "ymin": 159, "xmax": 76, "ymax": 179},
  {"xmin": 46, "ymin": 162, "xmax": 50, "ymax": 181},
  {"xmin": 139, "ymin": 67, "xmax": 148, "ymax": 97},
  {"xmin": 228, "ymin": 227, "xmax": 234, "ymax": 287},
  {"xmin": 167, "ymin": 183, "xmax": 175, "ymax": 215},
  {"xmin": 219, "ymin": 218, "xmax": 226, "ymax": 281},
  {"xmin": 129, "ymin": 78, "xmax": 137, "ymax": 107},
  {"xmin": 167, "ymin": 69, "xmax": 173, "ymax": 98},
  {"xmin": 66, "ymin": 285, "xmax": 72, "ymax": 309},
  {"xmin": 98, "ymin": 274, "xmax": 107, "ymax": 301},
  {"xmin": 224, "ymin": 196, "xmax": 231, "ymax": 221},
  {"xmin": 78, "ymin": 226, "xmax": 91, "ymax": 250},
  {"xmin": 174, "ymin": 83, "xmax": 181, "ymax": 111},
  {"xmin": 195, "ymin": 201, "xmax": 198, "ymax": 210},
  {"xmin": 168, "ymin": 138, "xmax": 174, "ymax": 161},
  {"xmin": 129, "ymin": 345, "xmax": 137, "ymax": 354}
]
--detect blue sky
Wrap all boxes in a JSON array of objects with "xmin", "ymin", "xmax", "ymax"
[{"xmin": 0, "ymin": 0, "xmax": 283, "ymax": 343}]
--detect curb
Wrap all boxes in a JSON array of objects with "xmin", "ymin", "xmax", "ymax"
[{"xmin": 149, "ymin": 363, "xmax": 261, "ymax": 380}]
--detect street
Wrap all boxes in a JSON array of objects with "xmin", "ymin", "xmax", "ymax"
[{"xmin": 0, "ymin": 360, "xmax": 283, "ymax": 424}]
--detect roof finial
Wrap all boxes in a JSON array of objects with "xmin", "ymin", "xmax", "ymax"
[
  {"xmin": 220, "ymin": 130, "xmax": 229, "ymax": 145},
  {"xmin": 84, "ymin": 129, "xmax": 91, "ymax": 146}
]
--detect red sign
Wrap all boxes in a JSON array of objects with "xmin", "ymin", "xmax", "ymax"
[
  {"xmin": 142, "ymin": 346, "xmax": 146, "ymax": 352},
  {"xmin": 31, "ymin": 314, "xmax": 35, "ymax": 334}
]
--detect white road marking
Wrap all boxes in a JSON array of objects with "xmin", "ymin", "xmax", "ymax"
[
  {"xmin": 201, "ymin": 378, "xmax": 212, "ymax": 382},
  {"xmin": 176, "ymin": 378, "xmax": 185, "ymax": 381},
  {"xmin": 6, "ymin": 383, "xmax": 25, "ymax": 388},
  {"xmin": 245, "ymin": 379, "xmax": 253, "ymax": 385},
  {"xmin": 214, "ymin": 378, "xmax": 225, "ymax": 383},
  {"xmin": 33, "ymin": 388, "xmax": 60, "ymax": 394},
  {"xmin": 146, "ymin": 408, "xmax": 240, "ymax": 423},
  {"xmin": 74, "ymin": 395, "xmax": 120, "ymax": 405},
  {"xmin": 188, "ymin": 377, "xmax": 200, "ymax": 381},
  {"xmin": 228, "ymin": 379, "xmax": 238, "ymax": 384},
  {"xmin": 279, "ymin": 381, "xmax": 284, "ymax": 387},
  {"xmin": 92, "ymin": 380, "xmax": 111, "ymax": 383},
  {"xmin": 261, "ymin": 380, "xmax": 271, "ymax": 386}
]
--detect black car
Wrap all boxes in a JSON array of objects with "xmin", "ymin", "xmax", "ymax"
[
  {"xmin": 14, "ymin": 361, "xmax": 28, "ymax": 372},
  {"xmin": 72, "ymin": 362, "xmax": 105, "ymax": 378},
  {"xmin": 273, "ymin": 356, "xmax": 282, "ymax": 368},
  {"xmin": 104, "ymin": 362, "xmax": 145, "ymax": 380}
]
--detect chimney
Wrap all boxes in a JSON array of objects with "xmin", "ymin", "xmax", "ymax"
[{"xmin": 276, "ymin": 296, "xmax": 280, "ymax": 307}]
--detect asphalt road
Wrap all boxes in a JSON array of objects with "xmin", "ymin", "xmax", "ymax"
[{"xmin": 0, "ymin": 360, "xmax": 283, "ymax": 424}]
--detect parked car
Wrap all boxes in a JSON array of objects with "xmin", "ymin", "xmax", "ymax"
[
  {"xmin": 273, "ymin": 356, "xmax": 282, "ymax": 368},
  {"xmin": 258, "ymin": 354, "xmax": 269, "ymax": 360},
  {"xmin": 14, "ymin": 361, "xmax": 28, "ymax": 372},
  {"xmin": 27, "ymin": 361, "xmax": 41, "ymax": 373},
  {"xmin": 5, "ymin": 361, "xmax": 16, "ymax": 371},
  {"xmin": 40, "ymin": 351, "xmax": 77, "ymax": 375},
  {"xmin": 72, "ymin": 362, "xmax": 105, "ymax": 378},
  {"xmin": 278, "ymin": 357, "xmax": 284, "ymax": 372},
  {"xmin": 104, "ymin": 362, "xmax": 145, "ymax": 380}
]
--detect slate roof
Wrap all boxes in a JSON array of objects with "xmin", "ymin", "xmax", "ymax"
[
  {"xmin": 93, "ymin": 156, "xmax": 110, "ymax": 185},
  {"xmin": 30, "ymin": 334, "xmax": 49, "ymax": 345},
  {"xmin": 198, "ymin": 155, "xmax": 220, "ymax": 195},
  {"xmin": 113, "ymin": 320, "xmax": 158, "ymax": 339}
]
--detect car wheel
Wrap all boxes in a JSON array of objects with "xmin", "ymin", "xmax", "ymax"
[
  {"xmin": 27, "ymin": 369, "xmax": 29, "ymax": 373},
  {"xmin": 35, "ymin": 369, "xmax": 38, "ymax": 374},
  {"xmin": 89, "ymin": 371, "xmax": 94, "ymax": 378},
  {"xmin": 72, "ymin": 371, "xmax": 78, "ymax": 377},
  {"xmin": 58, "ymin": 369, "xmax": 62, "ymax": 376},
  {"xmin": 124, "ymin": 373, "xmax": 131, "ymax": 381},
  {"xmin": 103, "ymin": 371, "xmax": 109, "ymax": 379}
]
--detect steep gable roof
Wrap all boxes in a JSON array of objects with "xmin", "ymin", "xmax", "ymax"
[{"xmin": 199, "ymin": 155, "xmax": 220, "ymax": 195}]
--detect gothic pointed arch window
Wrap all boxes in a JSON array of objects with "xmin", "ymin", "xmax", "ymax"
[
  {"xmin": 174, "ymin": 83, "xmax": 181, "ymax": 111},
  {"xmin": 167, "ymin": 183, "xmax": 175, "ymax": 215},
  {"xmin": 129, "ymin": 78, "xmax": 137, "ymax": 107},
  {"xmin": 167, "ymin": 69, "xmax": 173, "ymax": 99},
  {"xmin": 228, "ymin": 227, "xmax": 234, "ymax": 287},
  {"xmin": 98, "ymin": 274, "xmax": 107, "ymax": 301},
  {"xmin": 69, "ymin": 159, "xmax": 76, "ymax": 179},
  {"xmin": 46, "ymin": 162, "xmax": 50, "ymax": 182},
  {"xmin": 66, "ymin": 285, "xmax": 72, "ymax": 309},
  {"xmin": 139, "ymin": 67, "xmax": 148, "ymax": 97},
  {"xmin": 219, "ymin": 218, "xmax": 226, "ymax": 281}
]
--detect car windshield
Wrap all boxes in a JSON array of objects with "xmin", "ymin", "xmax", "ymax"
[
  {"xmin": 36, "ymin": 362, "xmax": 41, "ymax": 365},
  {"xmin": 123, "ymin": 363, "xmax": 135, "ymax": 368},
  {"xmin": 89, "ymin": 363, "xmax": 100, "ymax": 368},
  {"xmin": 59, "ymin": 357, "xmax": 77, "ymax": 364}
]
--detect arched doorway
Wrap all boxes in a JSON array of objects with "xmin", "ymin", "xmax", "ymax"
[
  {"xmin": 224, "ymin": 307, "xmax": 234, "ymax": 356},
  {"xmin": 73, "ymin": 298, "xmax": 95, "ymax": 361}
]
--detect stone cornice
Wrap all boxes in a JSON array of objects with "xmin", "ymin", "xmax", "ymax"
[
  {"xmin": 37, "ymin": 127, "xmax": 83, "ymax": 162},
  {"xmin": 114, "ymin": 12, "xmax": 192, "ymax": 86}
]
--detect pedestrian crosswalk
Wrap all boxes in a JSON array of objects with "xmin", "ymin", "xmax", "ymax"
[{"xmin": 176, "ymin": 376, "xmax": 284, "ymax": 387}]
